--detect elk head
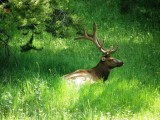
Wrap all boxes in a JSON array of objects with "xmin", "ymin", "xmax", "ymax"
[
  {"xmin": 63, "ymin": 22, "xmax": 123, "ymax": 85},
  {"xmin": 76, "ymin": 23, "xmax": 123, "ymax": 65}
]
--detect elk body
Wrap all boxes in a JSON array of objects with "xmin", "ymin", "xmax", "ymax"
[{"xmin": 63, "ymin": 23, "xmax": 123, "ymax": 86}]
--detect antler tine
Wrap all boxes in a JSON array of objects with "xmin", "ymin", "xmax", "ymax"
[
  {"xmin": 75, "ymin": 22, "xmax": 118, "ymax": 55},
  {"xmin": 75, "ymin": 29, "xmax": 93, "ymax": 41},
  {"xmin": 75, "ymin": 22, "xmax": 96, "ymax": 41},
  {"xmin": 107, "ymin": 45, "xmax": 119, "ymax": 54},
  {"xmin": 92, "ymin": 22, "xmax": 110, "ymax": 54}
]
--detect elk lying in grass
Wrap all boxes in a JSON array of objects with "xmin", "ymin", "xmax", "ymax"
[{"xmin": 63, "ymin": 23, "xmax": 123, "ymax": 86}]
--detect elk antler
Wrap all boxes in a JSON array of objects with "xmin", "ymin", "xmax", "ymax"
[{"xmin": 75, "ymin": 22, "xmax": 118, "ymax": 55}]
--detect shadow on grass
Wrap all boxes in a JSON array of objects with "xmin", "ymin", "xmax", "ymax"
[
  {"xmin": 0, "ymin": 32, "xmax": 160, "ymax": 86},
  {"xmin": 0, "ymin": 40, "xmax": 98, "ymax": 86}
]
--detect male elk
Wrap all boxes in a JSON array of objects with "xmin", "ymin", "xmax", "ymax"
[{"xmin": 63, "ymin": 23, "xmax": 123, "ymax": 86}]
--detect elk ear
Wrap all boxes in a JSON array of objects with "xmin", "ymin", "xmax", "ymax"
[{"xmin": 101, "ymin": 57, "xmax": 106, "ymax": 61}]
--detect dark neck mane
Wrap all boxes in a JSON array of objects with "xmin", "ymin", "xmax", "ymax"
[{"xmin": 92, "ymin": 61, "xmax": 110, "ymax": 81}]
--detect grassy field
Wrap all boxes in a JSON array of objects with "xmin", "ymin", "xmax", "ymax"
[{"xmin": 0, "ymin": 0, "xmax": 160, "ymax": 119}]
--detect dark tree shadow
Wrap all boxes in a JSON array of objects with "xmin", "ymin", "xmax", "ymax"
[{"xmin": 119, "ymin": 0, "xmax": 160, "ymax": 31}]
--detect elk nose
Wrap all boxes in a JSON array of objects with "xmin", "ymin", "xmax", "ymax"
[
  {"xmin": 118, "ymin": 61, "xmax": 124, "ymax": 67},
  {"xmin": 116, "ymin": 60, "xmax": 124, "ymax": 67}
]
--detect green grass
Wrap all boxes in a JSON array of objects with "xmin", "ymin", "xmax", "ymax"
[{"xmin": 0, "ymin": 0, "xmax": 160, "ymax": 119}]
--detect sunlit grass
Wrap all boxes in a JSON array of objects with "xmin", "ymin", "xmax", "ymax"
[{"xmin": 0, "ymin": 74, "xmax": 160, "ymax": 119}]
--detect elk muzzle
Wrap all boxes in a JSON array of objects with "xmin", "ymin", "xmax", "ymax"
[
  {"xmin": 115, "ymin": 59, "xmax": 124, "ymax": 67},
  {"xmin": 103, "ymin": 57, "xmax": 124, "ymax": 68}
]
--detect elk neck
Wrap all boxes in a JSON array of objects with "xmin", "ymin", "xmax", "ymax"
[{"xmin": 91, "ymin": 60, "xmax": 110, "ymax": 81}]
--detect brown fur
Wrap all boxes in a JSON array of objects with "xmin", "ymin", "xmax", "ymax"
[{"xmin": 63, "ymin": 56, "xmax": 123, "ymax": 83}]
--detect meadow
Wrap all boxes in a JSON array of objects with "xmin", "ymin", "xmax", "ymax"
[{"xmin": 0, "ymin": 0, "xmax": 160, "ymax": 119}]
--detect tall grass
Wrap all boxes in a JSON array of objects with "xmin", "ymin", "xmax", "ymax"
[{"xmin": 0, "ymin": 0, "xmax": 160, "ymax": 119}]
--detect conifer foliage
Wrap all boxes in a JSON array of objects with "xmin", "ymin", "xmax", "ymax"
[{"xmin": 0, "ymin": 0, "xmax": 79, "ymax": 53}]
